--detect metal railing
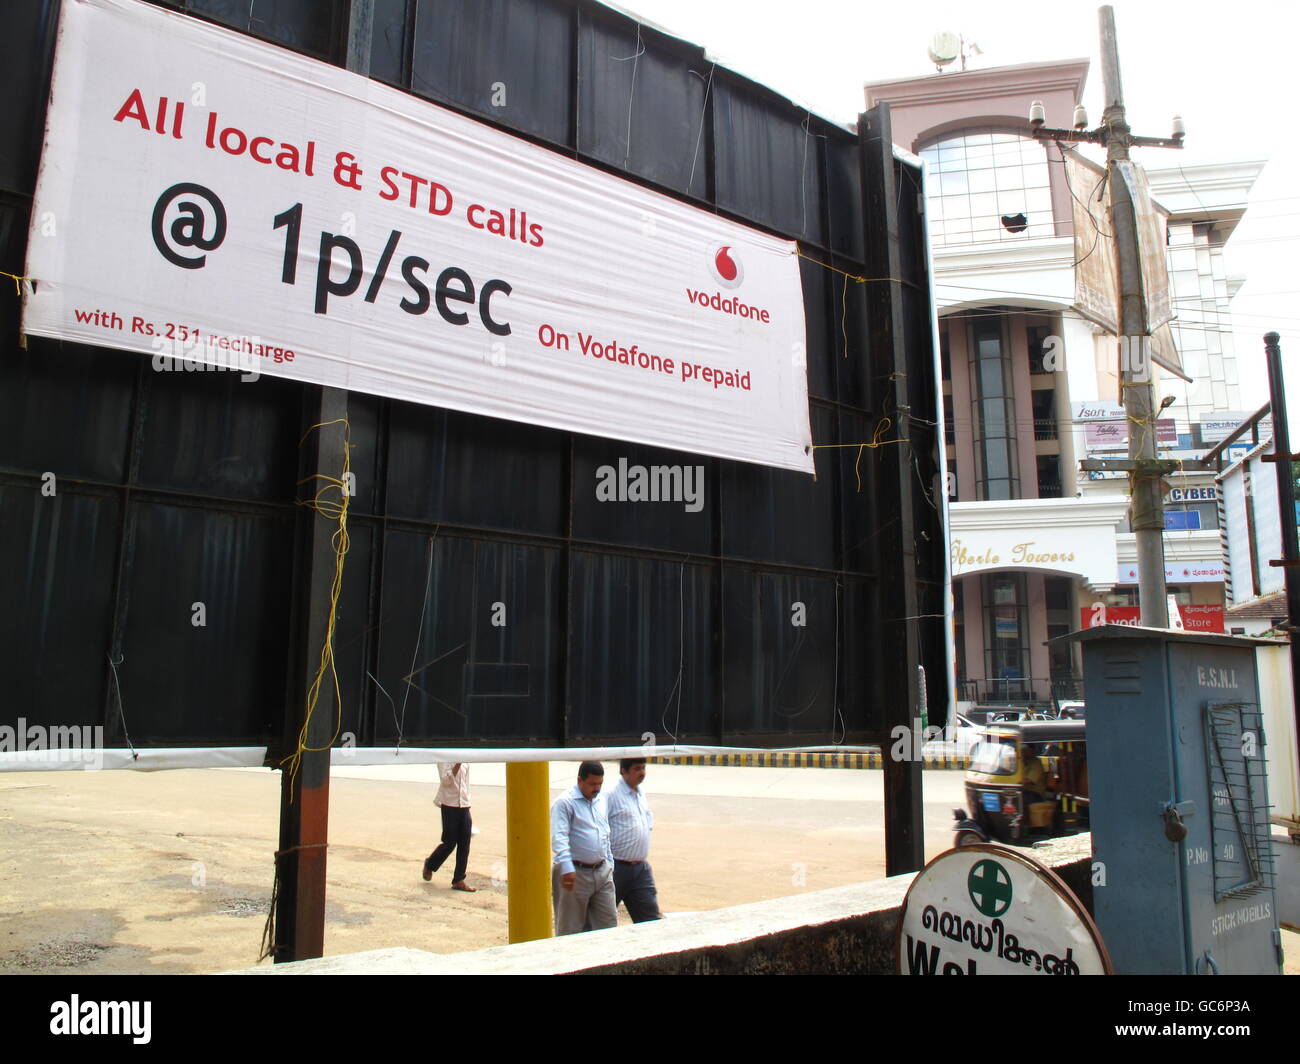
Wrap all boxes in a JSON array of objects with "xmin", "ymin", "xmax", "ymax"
[
  {"xmin": 1033, "ymin": 417, "xmax": 1059, "ymax": 440},
  {"xmin": 956, "ymin": 676, "xmax": 1083, "ymax": 705}
]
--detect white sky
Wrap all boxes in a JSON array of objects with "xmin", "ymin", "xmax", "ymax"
[{"xmin": 616, "ymin": 0, "xmax": 1300, "ymax": 428}]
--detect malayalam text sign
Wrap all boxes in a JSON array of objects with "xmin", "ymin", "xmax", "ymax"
[
  {"xmin": 23, "ymin": 0, "xmax": 813, "ymax": 473},
  {"xmin": 897, "ymin": 845, "xmax": 1110, "ymax": 975}
]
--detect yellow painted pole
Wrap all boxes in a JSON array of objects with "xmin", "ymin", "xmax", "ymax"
[{"xmin": 506, "ymin": 760, "xmax": 552, "ymax": 943}]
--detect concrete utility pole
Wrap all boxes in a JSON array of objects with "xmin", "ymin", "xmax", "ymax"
[
  {"xmin": 1100, "ymin": 6, "xmax": 1167, "ymax": 628},
  {"xmin": 1036, "ymin": 6, "xmax": 1186, "ymax": 627}
]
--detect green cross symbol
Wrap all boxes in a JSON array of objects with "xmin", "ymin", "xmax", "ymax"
[{"xmin": 967, "ymin": 859, "xmax": 1013, "ymax": 917}]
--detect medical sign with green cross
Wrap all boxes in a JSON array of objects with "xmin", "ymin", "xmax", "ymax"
[{"xmin": 967, "ymin": 858, "xmax": 1014, "ymax": 917}]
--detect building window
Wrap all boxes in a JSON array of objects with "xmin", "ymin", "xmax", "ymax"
[
  {"xmin": 970, "ymin": 313, "xmax": 1020, "ymax": 500},
  {"xmin": 918, "ymin": 132, "xmax": 1055, "ymax": 247},
  {"xmin": 1032, "ymin": 388, "xmax": 1058, "ymax": 440},
  {"xmin": 1044, "ymin": 576, "xmax": 1075, "ymax": 692},
  {"xmin": 1036, "ymin": 455, "xmax": 1062, "ymax": 499},
  {"xmin": 1164, "ymin": 500, "xmax": 1218, "ymax": 531},
  {"xmin": 983, "ymin": 573, "xmax": 1028, "ymax": 688},
  {"xmin": 953, "ymin": 580, "xmax": 966, "ymax": 690},
  {"xmin": 1027, "ymin": 323, "xmax": 1054, "ymax": 375}
]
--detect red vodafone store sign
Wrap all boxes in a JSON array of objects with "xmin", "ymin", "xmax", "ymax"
[{"xmin": 1080, "ymin": 605, "xmax": 1225, "ymax": 633}]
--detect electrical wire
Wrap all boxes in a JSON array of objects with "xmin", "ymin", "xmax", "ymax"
[
  {"xmin": 611, "ymin": 23, "xmax": 645, "ymax": 169},
  {"xmin": 686, "ymin": 62, "xmax": 716, "ymax": 192},
  {"xmin": 105, "ymin": 652, "xmax": 137, "ymax": 760},
  {"xmin": 659, "ymin": 559, "xmax": 686, "ymax": 744},
  {"xmin": 1054, "ymin": 140, "xmax": 1113, "ymax": 239}
]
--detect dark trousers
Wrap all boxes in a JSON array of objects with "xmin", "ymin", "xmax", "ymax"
[
  {"xmin": 613, "ymin": 859, "xmax": 662, "ymax": 922},
  {"xmin": 427, "ymin": 806, "xmax": 471, "ymax": 883}
]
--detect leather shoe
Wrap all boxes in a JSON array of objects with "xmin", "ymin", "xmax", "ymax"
[{"xmin": 421, "ymin": 859, "xmax": 433, "ymax": 882}]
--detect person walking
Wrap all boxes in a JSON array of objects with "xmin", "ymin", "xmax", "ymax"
[
  {"xmin": 606, "ymin": 757, "xmax": 663, "ymax": 922},
  {"xmin": 422, "ymin": 762, "xmax": 476, "ymax": 891},
  {"xmin": 550, "ymin": 761, "xmax": 616, "ymax": 934}
]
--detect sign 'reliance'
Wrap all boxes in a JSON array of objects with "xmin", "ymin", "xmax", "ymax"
[
  {"xmin": 897, "ymin": 844, "xmax": 1111, "ymax": 975},
  {"xmin": 23, "ymin": 0, "xmax": 813, "ymax": 473}
]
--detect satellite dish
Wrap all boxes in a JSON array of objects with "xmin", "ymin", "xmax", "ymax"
[{"xmin": 928, "ymin": 31, "xmax": 960, "ymax": 71}]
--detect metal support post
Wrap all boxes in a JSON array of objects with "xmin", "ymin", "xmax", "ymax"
[
  {"xmin": 506, "ymin": 761, "xmax": 553, "ymax": 943},
  {"xmin": 860, "ymin": 102, "xmax": 924, "ymax": 875},
  {"xmin": 270, "ymin": 0, "xmax": 370, "ymax": 963},
  {"xmin": 1262, "ymin": 333, "xmax": 1300, "ymax": 780},
  {"xmin": 273, "ymin": 390, "xmax": 348, "ymax": 962}
]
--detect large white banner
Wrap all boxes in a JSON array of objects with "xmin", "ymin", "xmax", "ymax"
[{"xmin": 24, "ymin": 0, "xmax": 813, "ymax": 473}]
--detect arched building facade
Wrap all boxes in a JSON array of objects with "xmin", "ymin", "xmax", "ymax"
[{"xmin": 868, "ymin": 59, "xmax": 1261, "ymax": 708}]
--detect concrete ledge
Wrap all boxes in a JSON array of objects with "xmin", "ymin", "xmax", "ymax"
[{"xmin": 231, "ymin": 835, "xmax": 1092, "ymax": 975}]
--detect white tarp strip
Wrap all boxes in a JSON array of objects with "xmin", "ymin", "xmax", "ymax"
[{"xmin": 0, "ymin": 744, "xmax": 882, "ymax": 772}]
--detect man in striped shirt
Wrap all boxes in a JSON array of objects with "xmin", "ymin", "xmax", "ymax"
[{"xmin": 606, "ymin": 758, "xmax": 663, "ymax": 922}]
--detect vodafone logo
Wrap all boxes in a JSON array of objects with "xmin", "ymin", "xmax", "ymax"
[
  {"xmin": 709, "ymin": 244, "xmax": 744, "ymax": 289},
  {"xmin": 686, "ymin": 243, "xmax": 771, "ymax": 323}
]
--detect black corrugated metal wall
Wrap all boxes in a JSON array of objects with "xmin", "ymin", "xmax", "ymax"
[{"xmin": 0, "ymin": 0, "xmax": 946, "ymax": 749}]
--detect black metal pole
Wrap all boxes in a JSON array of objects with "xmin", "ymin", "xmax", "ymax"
[
  {"xmin": 1263, "ymin": 332, "xmax": 1300, "ymax": 778},
  {"xmin": 860, "ymin": 103, "xmax": 924, "ymax": 875}
]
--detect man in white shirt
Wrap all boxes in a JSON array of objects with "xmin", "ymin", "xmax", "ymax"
[
  {"xmin": 550, "ymin": 761, "xmax": 616, "ymax": 935},
  {"xmin": 422, "ymin": 762, "xmax": 476, "ymax": 891},
  {"xmin": 606, "ymin": 757, "xmax": 663, "ymax": 922}
]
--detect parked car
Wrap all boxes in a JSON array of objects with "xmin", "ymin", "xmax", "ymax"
[
  {"xmin": 961, "ymin": 705, "xmax": 1033, "ymax": 727},
  {"xmin": 921, "ymin": 713, "xmax": 983, "ymax": 759}
]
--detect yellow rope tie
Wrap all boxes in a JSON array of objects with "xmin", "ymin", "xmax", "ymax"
[
  {"xmin": 1, "ymin": 271, "xmax": 33, "ymax": 296},
  {"xmin": 281, "ymin": 416, "xmax": 352, "ymax": 790},
  {"xmin": 810, "ymin": 417, "xmax": 909, "ymax": 491},
  {"xmin": 794, "ymin": 249, "xmax": 910, "ymax": 366},
  {"xmin": 793, "ymin": 248, "xmax": 903, "ymax": 286},
  {"xmin": 1125, "ymin": 409, "xmax": 1163, "ymax": 456}
]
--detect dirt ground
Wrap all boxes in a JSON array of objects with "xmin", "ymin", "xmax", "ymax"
[
  {"xmin": 1, "ymin": 764, "xmax": 1295, "ymax": 975},
  {"xmin": 0, "ymin": 764, "xmax": 937, "ymax": 974}
]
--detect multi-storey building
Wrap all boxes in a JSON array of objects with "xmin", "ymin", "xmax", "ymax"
[{"xmin": 867, "ymin": 59, "xmax": 1263, "ymax": 709}]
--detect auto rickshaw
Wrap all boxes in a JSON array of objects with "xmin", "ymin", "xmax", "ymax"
[{"xmin": 952, "ymin": 720, "xmax": 1088, "ymax": 847}]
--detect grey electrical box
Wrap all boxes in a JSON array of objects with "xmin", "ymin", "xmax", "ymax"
[{"xmin": 1065, "ymin": 626, "xmax": 1282, "ymax": 974}]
